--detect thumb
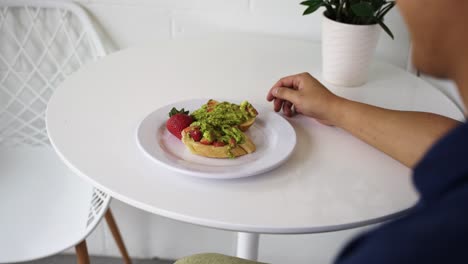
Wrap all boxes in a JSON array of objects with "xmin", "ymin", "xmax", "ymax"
[{"xmin": 274, "ymin": 87, "xmax": 299, "ymax": 104}]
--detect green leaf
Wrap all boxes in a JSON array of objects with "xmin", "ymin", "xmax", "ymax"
[
  {"xmin": 377, "ymin": 2, "xmax": 396, "ymax": 19},
  {"xmin": 300, "ymin": 0, "xmax": 321, "ymax": 6},
  {"xmin": 324, "ymin": 3, "xmax": 336, "ymax": 18},
  {"xmin": 302, "ymin": 2, "xmax": 323, "ymax": 15},
  {"xmin": 372, "ymin": 0, "xmax": 386, "ymax": 10},
  {"xmin": 168, "ymin": 107, "xmax": 189, "ymax": 117},
  {"xmin": 351, "ymin": 2, "xmax": 375, "ymax": 17},
  {"xmin": 378, "ymin": 20, "xmax": 394, "ymax": 39}
]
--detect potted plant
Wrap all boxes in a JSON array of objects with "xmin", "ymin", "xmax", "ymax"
[{"xmin": 301, "ymin": 0, "xmax": 396, "ymax": 86}]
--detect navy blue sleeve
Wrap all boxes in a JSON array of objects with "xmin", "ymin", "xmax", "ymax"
[
  {"xmin": 335, "ymin": 122, "xmax": 468, "ymax": 264},
  {"xmin": 335, "ymin": 185, "xmax": 468, "ymax": 263}
]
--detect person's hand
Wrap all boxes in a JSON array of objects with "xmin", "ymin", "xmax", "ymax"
[{"xmin": 266, "ymin": 72, "xmax": 342, "ymax": 125}]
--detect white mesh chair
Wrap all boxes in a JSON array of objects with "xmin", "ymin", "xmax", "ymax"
[{"xmin": 0, "ymin": 1, "xmax": 131, "ymax": 263}]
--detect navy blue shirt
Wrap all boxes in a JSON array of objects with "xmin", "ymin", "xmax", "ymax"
[{"xmin": 335, "ymin": 122, "xmax": 468, "ymax": 263}]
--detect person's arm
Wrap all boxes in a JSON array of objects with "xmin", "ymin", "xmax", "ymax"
[
  {"xmin": 331, "ymin": 99, "xmax": 459, "ymax": 167},
  {"xmin": 267, "ymin": 72, "xmax": 460, "ymax": 168}
]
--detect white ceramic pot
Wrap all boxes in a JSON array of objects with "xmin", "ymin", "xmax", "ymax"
[{"xmin": 322, "ymin": 14, "xmax": 380, "ymax": 87}]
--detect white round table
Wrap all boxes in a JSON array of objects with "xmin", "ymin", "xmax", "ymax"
[{"xmin": 46, "ymin": 34, "xmax": 464, "ymax": 260}]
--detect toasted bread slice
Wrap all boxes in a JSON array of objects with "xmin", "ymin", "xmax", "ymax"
[
  {"xmin": 182, "ymin": 130, "xmax": 256, "ymax": 158},
  {"xmin": 206, "ymin": 99, "xmax": 218, "ymax": 112},
  {"xmin": 239, "ymin": 117, "xmax": 256, "ymax": 131}
]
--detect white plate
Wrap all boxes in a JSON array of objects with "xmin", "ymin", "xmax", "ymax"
[{"xmin": 136, "ymin": 99, "xmax": 296, "ymax": 179}]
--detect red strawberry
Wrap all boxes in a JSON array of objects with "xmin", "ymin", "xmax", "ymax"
[
  {"xmin": 200, "ymin": 138, "xmax": 212, "ymax": 145},
  {"xmin": 166, "ymin": 107, "xmax": 193, "ymax": 140},
  {"xmin": 189, "ymin": 128, "xmax": 202, "ymax": 141},
  {"xmin": 213, "ymin": 141, "xmax": 225, "ymax": 147},
  {"xmin": 228, "ymin": 137, "xmax": 236, "ymax": 147}
]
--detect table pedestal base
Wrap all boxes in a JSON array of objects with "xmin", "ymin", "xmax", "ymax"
[{"xmin": 236, "ymin": 232, "xmax": 259, "ymax": 260}]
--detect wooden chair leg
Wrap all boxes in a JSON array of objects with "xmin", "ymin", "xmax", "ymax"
[
  {"xmin": 75, "ymin": 240, "xmax": 90, "ymax": 264},
  {"xmin": 105, "ymin": 208, "xmax": 132, "ymax": 264}
]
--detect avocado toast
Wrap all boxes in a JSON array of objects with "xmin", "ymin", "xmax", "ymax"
[{"xmin": 181, "ymin": 99, "xmax": 258, "ymax": 158}]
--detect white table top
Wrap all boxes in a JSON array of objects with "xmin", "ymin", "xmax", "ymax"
[{"xmin": 46, "ymin": 34, "xmax": 464, "ymax": 234}]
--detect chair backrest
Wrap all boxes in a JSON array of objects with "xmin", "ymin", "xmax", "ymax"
[{"xmin": 0, "ymin": 0, "xmax": 105, "ymax": 147}]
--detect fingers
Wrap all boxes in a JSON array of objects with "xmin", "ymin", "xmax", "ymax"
[
  {"xmin": 273, "ymin": 86, "xmax": 300, "ymax": 104},
  {"xmin": 283, "ymin": 101, "xmax": 293, "ymax": 117},
  {"xmin": 272, "ymin": 72, "xmax": 309, "ymax": 90},
  {"xmin": 273, "ymin": 98, "xmax": 283, "ymax": 112},
  {"xmin": 267, "ymin": 85, "xmax": 299, "ymax": 104},
  {"xmin": 272, "ymin": 94, "xmax": 295, "ymax": 116},
  {"xmin": 268, "ymin": 87, "xmax": 299, "ymax": 113},
  {"xmin": 267, "ymin": 72, "xmax": 312, "ymax": 101},
  {"xmin": 272, "ymin": 76, "xmax": 297, "ymax": 91},
  {"xmin": 293, "ymin": 105, "xmax": 302, "ymax": 114},
  {"xmin": 266, "ymin": 88, "xmax": 276, "ymax": 101},
  {"xmin": 267, "ymin": 72, "xmax": 314, "ymax": 116},
  {"xmin": 272, "ymin": 98, "xmax": 294, "ymax": 116},
  {"xmin": 267, "ymin": 74, "xmax": 300, "ymax": 101}
]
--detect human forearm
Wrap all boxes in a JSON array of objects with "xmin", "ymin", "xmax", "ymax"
[
  {"xmin": 267, "ymin": 73, "xmax": 461, "ymax": 167},
  {"xmin": 329, "ymin": 98, "xmax": 460, "ymax": 168}
]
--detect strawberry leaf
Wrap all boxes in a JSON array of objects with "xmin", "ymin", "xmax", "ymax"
[{"xmin": 168, "ymin": 107, "xmax": 190, "ymax": 117}]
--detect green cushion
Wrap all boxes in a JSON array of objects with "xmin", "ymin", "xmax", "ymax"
[{"xmin": 175, "ymin": 253, "xmax": 268, "ymax": 264}]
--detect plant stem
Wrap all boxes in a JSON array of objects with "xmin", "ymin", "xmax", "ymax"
[{"xmin": 337, "ymin": 0, "xmax": 345, "ymax": 22}]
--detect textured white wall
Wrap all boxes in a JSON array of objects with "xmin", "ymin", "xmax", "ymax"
[
  {"xmin": 76, "ymin": 0, "xmax": 411, "ymax": 67},
  {"xmin": 80, "ymin": 200, "xmax": 374, "ymax": 263},
  {"xmin": 57, "ymin": 0, "xmax": 443, "ymax": 263}
]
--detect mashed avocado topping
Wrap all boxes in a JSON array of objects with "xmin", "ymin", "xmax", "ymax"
[
  {"xmin": 189, "ymin": 100, "xmax": 257, "ymax": 146},
  {"xmin": 192, "ymin": 100, "xmax": 256, "ymax": 127}
]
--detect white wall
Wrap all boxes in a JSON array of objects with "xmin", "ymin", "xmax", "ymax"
[
  {"xmin": 76, "ymin": 0, "xmax": 411, "ymax": 67},
  {"xmin": 80, "ymin": 199, "xmax": 376, "ymax": 263},
  {"xmin": 59, "ymin": 0, "xmax": 426, "ymax": 263}
]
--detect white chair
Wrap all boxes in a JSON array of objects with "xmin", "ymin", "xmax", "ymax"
[{"xmin": 0, "ymin": 1, "xmax": 131, "ymax": 263}]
